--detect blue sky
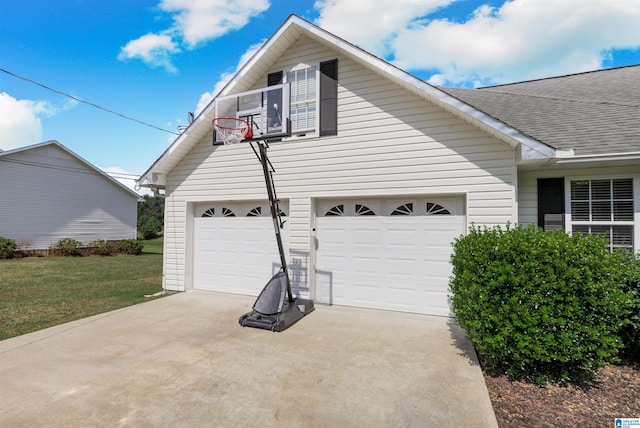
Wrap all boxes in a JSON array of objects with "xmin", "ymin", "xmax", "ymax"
[{"xmin": 2, "ymin": 0, "xmax": 640, "ymax": 194}]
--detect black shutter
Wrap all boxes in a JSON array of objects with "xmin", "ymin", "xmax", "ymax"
[
  {"xmin": 538, "ymin": 178, "xmax": 565, "ymax": 230},
  {"xmin": 319, "ymin": 59, "xmax": 338, "ymax": 136},
  {"xmin": 268, "ymin": 71, "xmax": 283, "ymax": 86}
]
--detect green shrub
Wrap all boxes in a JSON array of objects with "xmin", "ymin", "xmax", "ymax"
[
  {"xmin": 0, "ymin": 236, "xmax": 17, "ymax": 259},
  {"xmin": 139, "ymin": 217, "xmax": 162, "ymax": 240},
  {"xmin": 89, "ymin": 239, "xmax": 112, "ymax": 256},
  {"xmin": 613, "ymin": 250, "xmax": 640, "ymax": 363},
  {"xmin": 115, "ymin": 239, "xmax": 144, "ymax": 255},
  {"xmin": 449, "ymin": 224, "xmax": 631, "ymax": 384},
  {"xmin": 50, "ymin": 238, "xmax": 83, "ymax": 257}
]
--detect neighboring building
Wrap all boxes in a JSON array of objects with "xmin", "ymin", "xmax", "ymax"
[
  {"xmin": 138, "ymin": 15, "xmax": 640, "ymax": 317},
  {"xmin": 0, "ymin": 140, "xmax": 140, "ymax": 250}
]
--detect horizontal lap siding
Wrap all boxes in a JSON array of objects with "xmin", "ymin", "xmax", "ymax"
[
  {"xmin": 162, "ymin": 36, "xmax": 516, "ymax": 291},
  {"xmin": 0, "ymin": 145, "xmax": 137, "ymax": 250}
]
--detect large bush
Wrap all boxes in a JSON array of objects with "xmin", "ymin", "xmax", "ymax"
[
  {"xmin": 115, "ymin": 239, "xmax": 144, "ymax": 255},
  {"xmin": 89, "ymin": 239, "xmax": 112, "ymax": 256},
  {"xmin": 50, "ymin": 238, "xmax": 83, "ymax": 256},
  {"xmin": 0, "ymin": 236, "xmax": 17, "ymax": 259},
  {"xmin": 613, "ymin": 249, "xmax": 640, "ymax": 363},
  {"xmin": 449, "ymin": 224, "xmax": 631, "ymax": 383}
]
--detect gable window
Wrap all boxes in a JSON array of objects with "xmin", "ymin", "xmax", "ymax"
[
  {"xmin": 287, "ymin": 66, "xmax": 317, "ymax": 133},
  {"xmin": 269, "ymin": 59, "xmax": 337, "ymax": 138},
  {"xmin": 570, "ymin": 179, "xmax": 634, "ymax": 251}
]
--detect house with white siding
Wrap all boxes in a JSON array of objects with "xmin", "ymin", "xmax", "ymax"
[
  {"xmin": 138, "ymin": 15, "xmax": 640, "ymax": 317},
  {"xmin": 0, "ymin": 140, "xmax": 139, "ymax": 250}
]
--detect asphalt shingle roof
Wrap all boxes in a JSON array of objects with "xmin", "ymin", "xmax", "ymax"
[{"xmin": 439, "ymin": 65, "xmax": 640, "ymax": 156}]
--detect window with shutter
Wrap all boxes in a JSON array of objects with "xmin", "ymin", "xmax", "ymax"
[{"xmin": 270, "ymin": 59, "xmax": 337, "ymax": 138}]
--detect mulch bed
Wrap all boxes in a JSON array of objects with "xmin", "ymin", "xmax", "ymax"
[{"xmin": 483, "ymin": 363, "xmax": 640, "ymax": 427}]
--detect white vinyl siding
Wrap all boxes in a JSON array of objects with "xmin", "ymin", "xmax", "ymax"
[
  {"xmin": 0, "ymin": 143, "xmax": 138, "ymax": 250},
  {"xmin": 161, "ymin": 35, "xmax": 517, "ymax": 293}
]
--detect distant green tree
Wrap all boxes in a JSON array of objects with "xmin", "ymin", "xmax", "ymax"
[
  {"xmin": 140, "ymin": 217, "xmax": 162, "ymax": 240},
  {"xmin": 137, "ymin": 195, "xmax": 164, "ymax": 237}
]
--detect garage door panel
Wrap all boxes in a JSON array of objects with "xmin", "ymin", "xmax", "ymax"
[
  {"xmin": 193, "ymin": 205, "xmax": 289, "ymax": 295},
  {"xmin": 315, "ymin": 199, "xmax": 464, "ymax": 316}
]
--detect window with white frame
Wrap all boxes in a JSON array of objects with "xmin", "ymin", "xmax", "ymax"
[
  {"xmin": 287, "ymin": 66, "xmax": 317, "ymax": 134},
  {"xmin": 570, "ymin": 178, "xmax": 634, "ymax": 251},
  {"xmin": 268, "ymin": 60, "xmax": 337, "ymax": 138}
]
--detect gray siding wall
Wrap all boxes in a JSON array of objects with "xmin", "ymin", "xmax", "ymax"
[
  {"xmin": 162, "ymin": 36, "xmax": 517, "ymax": 292},
  {"xmin": 0, "ymin": 144, "xmax": 138, "ymax": 250}
]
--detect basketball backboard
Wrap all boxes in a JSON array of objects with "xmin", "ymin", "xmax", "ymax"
[{"xmin": 213, "ymin": 83, "xmax": 290, "ymax": 144}]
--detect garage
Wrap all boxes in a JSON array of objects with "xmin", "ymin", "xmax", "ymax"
[
  {"xmin": 193, "ymin": 201, "xmax": 289, "ymax": 295},
  {"xmin": 314, "ymin": 198, "xmax": 465, "ymax": 316}
]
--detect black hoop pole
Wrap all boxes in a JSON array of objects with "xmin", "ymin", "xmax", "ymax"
[{"xmin": 256, "ymin": 141, "xmax": 293, "ymax": 303}]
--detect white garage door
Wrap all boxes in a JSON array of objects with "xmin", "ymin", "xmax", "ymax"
[
  {"xmin": 193, "ymin": 201, "xmax": 289, "ymax": 295},
  {"xmin": 315, "ymin": 198, "xmax": 464, "ymax": 316}
]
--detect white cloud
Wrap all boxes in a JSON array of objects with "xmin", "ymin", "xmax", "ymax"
[
  {"xmin": 118, "ymin": 33, "xmax": 180, "ymax": 73},
  {"xmin": 194, "ymin": 42, "xmax": 263, "ymax": 115},
  {"xmin": 120, "ymin": 0, "xmax": 269, "ymax": 72},
  {"xmin": 0, "ymin": 93, "xmax": 78, "ymax": 151},
  {"xmin": 0, "ymin": 93, "xmax": 46, "ymax": 150},
  {"xmin": 314, "ymin": 0, "xmax": 640, "ymax": 87},
  {"xmin": 395, "ymin": 0, "xmax": 640, "ymax": 86},
  {"xmin": 160, "ymin": 0, "xmax": 270, "ymax": 48},
  {"xmin": 315, "ymin": 0, "xmax": 451, "ymax": 56}
]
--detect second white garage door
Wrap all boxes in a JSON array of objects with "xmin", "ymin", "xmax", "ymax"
[
  {"xmin": 193, "ymin": 201, "xmax": 289, "ymax": 296},
  {"xmin": 315, "ymin": 198, "xmax": 464, "ymax": 316}
]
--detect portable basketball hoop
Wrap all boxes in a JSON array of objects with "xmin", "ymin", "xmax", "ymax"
[{"xmin": 212, "ymin": 117, "xmax": 252, "ymax": 145}]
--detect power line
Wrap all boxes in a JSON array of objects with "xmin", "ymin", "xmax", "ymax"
[
  {"xmin": 0, "ymin": 151, "xmax": 143, "ymax": 177},
  {"xmin": 0, "ymin": 67, "xmax": 180, "ymax": 135}
]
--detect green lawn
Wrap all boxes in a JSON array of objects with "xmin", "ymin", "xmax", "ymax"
[{"xmin": 0, "ymin": 239, "xmax": 164, "ymax": 341}]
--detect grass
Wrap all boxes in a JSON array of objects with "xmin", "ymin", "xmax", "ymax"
[{"xmin": 0, "ymin": 239, "xmax": 164, "ymax": 341}]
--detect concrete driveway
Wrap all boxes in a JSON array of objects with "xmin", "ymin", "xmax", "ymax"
[{"xmin": 0, "ymin": 291, "xmax": 498, "ymax": 427}]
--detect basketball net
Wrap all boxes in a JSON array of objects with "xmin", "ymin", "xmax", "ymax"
[{"xmin": 212, "ymin": 117, "xmax": 252, "ymax": 145}]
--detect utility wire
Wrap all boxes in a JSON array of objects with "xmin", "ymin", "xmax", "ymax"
[
  {"xmin": 0, "ymin": 151, "xmax": 143, "ymax": 177},
  {"xmin": 0, "ymin": 67, "xmax": 180, "ymax": 135}
]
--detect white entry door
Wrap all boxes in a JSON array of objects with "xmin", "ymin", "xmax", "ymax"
[
  {"xmin": 193, "ymin": 201, "xmax": 289, "ymax": 296},
  {"xmin": 315, "ymin": 198, "xmax": 464, "ymax": 316}
]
